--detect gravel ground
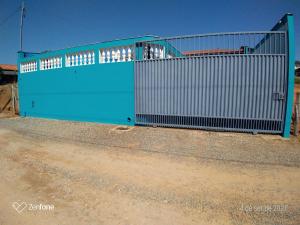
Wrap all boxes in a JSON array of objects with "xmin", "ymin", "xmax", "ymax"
[
  {"xmin": 0, "ymin": 117, "xmax": 299, "ymax": 167},
  {"xmin": 0, "ymin": 117, "xmax": 299, "ymax": 225}
]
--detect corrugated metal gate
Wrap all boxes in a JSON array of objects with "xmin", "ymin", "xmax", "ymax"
[{"xmin": 134, "ymin": 31, "xmax": 288, "ymax": 133}]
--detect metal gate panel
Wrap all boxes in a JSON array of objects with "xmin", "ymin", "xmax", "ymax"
[{"xmin": 134, "ymin": 32, "xmax": 287, "ymax": 133}]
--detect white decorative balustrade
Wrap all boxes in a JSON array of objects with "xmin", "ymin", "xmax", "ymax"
[
  {"xmin": 143, "ymin": 45, "xmax": 165, "ymax": 60},
  {"xmin": 20, "ymin": 45, "xmax": 164, "ymax": 73},
  {"xmin": 99, "ymin": 46, "xmax": 134, "ymax": 63},
  {"xmin": 20, "ymin": 61, "xmax": 37, "ymax": 73},
  {"xmin": 65, "ymin": 51, "xmax": 95, "ymax": 67},
  {"xmin": 40, "ymin": 56, "xmax": 62, "ymax": 70}
]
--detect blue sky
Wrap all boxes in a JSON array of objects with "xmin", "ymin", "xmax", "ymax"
[{"xmin": 0, "ymin": 0, "xmax": 299, "ymax": 64}]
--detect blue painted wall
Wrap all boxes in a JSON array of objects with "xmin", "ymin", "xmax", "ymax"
[{"xmin": 18, "ymin": 36, "xmax": 156, "ymax": 125}]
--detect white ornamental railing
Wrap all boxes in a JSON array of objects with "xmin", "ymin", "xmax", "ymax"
[
  {"xmin": 99, "ymin": 46, "xmax": 133, "ymax": 63},
  {"xmin": 20, "ymin": 61, "xmax": 37, "ymax": 73},
  {"xmin": 40, "ymin": 56, "xmax": 62, "ymax": 70},
  {"xmin": 143, "ymin": 45, "xmax": 165, "ymax": 59},
  {"xmin": 65, "ymin": 51, "xmax": 95, "ymax": 67},
  {"xmin": 21, "ymin": 46, "xmax": 137, "ymax": 73}
]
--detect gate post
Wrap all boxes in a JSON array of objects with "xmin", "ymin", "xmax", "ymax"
[{"xmin": 283, "ymin": 13, "xmax": 295, "ymax": 138}]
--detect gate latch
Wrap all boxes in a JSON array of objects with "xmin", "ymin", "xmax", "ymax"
[{"xmin": 272, "ymin": 92, "xmax": 285, "ymax": 101}]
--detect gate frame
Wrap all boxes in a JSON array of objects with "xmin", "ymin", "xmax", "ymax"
[{"xmin": 134, "ymin": 14, "xmax": 295, "ymax": 137}]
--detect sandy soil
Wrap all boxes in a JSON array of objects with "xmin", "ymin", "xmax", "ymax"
[{"xmin": 0, "ymin": 118, "xmax": 299, "ymax": 225}]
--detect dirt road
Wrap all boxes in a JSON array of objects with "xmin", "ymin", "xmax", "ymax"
[{"xmin": 0, "ymin": 117, "xmax": 299, "ymax": 225}]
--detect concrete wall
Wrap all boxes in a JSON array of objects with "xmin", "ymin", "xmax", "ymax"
[{"xmin": 18, "ymin": 36, "xmax": 156, "ymax": 125}]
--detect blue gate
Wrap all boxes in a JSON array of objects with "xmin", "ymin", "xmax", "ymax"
[{"xmin": 134, "ymin": 31, "xmax": 289, "ymax": 134}]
